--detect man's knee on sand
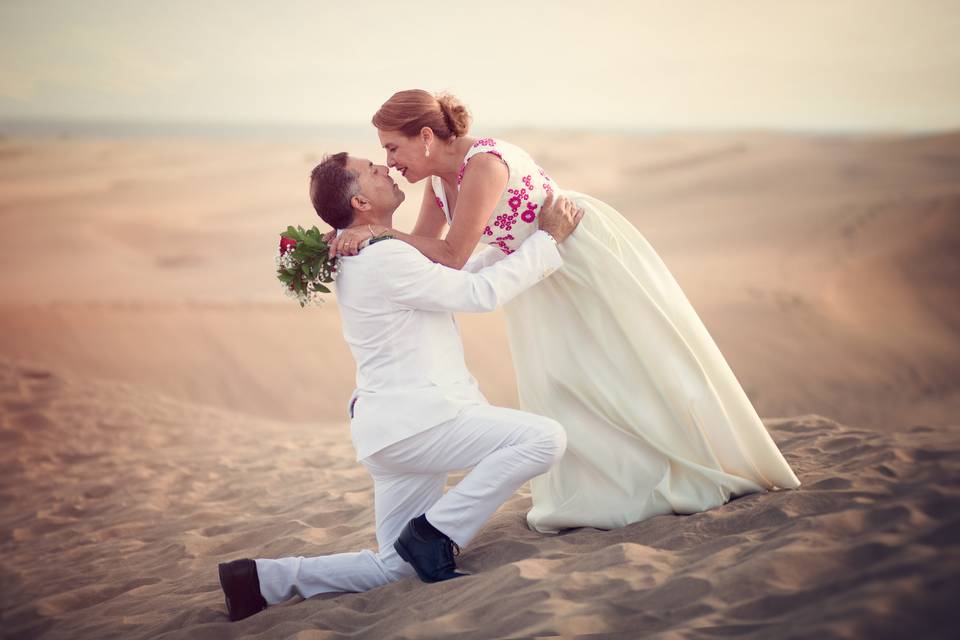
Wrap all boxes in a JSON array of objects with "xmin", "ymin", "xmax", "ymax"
[{"xmin": 533, "ymin": 417, "xmax": 567, "ymax": 467}]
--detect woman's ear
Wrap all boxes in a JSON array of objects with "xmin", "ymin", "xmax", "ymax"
[{"xmin": 420, "ymin": 126, "xmax": 435, "ymax": 146}]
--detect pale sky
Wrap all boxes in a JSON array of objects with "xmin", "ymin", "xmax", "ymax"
[{"xmin": 1, "ymin": 0, "xmax": 959, "ymax": 132}]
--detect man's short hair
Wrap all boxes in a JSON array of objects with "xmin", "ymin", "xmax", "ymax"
[{"xmin": 310, "ymin": 152, "xmax": 358, "ymax": 229}]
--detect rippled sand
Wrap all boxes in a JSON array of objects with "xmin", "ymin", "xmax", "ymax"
[{"xmin": 1, "ymin": 130, "xmax": 958, "ymax": 638}]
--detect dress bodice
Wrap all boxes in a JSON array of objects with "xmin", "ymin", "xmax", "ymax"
[{"xmin": 430, "ymin": 137, "xmax": 558, "ymax": 255}]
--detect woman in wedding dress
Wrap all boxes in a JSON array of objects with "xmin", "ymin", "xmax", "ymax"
[{"xmin": 333, "ymin": 89, "xmax": 800, "ymax": 534}]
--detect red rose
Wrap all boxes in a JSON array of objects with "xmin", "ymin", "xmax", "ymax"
[{"xmin": 279, "ymin": 236, "xmax": 298, "ymax": 255}]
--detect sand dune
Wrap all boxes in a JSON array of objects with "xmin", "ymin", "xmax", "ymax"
[
  {"xmin": 0, "ymin": 131, "xmax": 958, "ymax": 430},
  {"xmin": 1, "ymin": 357, "xmax": 957, "ymax": 639},
  {"xmin": 1, "ymin": 130, "xmax": 959, "ymax": 637}
]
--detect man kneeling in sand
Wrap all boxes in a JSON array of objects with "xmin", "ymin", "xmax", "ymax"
[{"xmin": 217, "ymin": 153, "xmax": 584, "ymax": 621}]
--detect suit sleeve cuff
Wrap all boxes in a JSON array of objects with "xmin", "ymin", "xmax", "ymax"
[{"xmin": 531, "ymin": 229, "xmax": 563, "ymax": 273}]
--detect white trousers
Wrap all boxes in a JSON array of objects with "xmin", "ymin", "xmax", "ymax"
[{"xmin": 255, "ymin": 404, "xmax": 566, "ymax": 604}]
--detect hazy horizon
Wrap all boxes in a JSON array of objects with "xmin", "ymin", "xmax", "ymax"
[
  {"xmin": 2, "ymin": 0, "xmax": 959, "ymax": 134},
  {"xmin": 6, "ymin": 116, "xmax": 956, "ymax": 140}
]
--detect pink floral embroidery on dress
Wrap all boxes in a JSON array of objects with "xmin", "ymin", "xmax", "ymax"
[
  {"xmin": 537, "ymin": 167, "xmax": 553, "ymax": 193},
  {"xmin": 537, "ymin": 166, "xmax": 555, "ymax": 195},
  {"xmin": 521, "ymin": 201, "xmax": 538, "ymax": 223},
  {"xmin": 435, "ymin": 195, "xmax": 444, "ymax": 210},
  {"xmin": 507, "ymin": 184, "xmax": 530, "ymax": 211},
  {"xmin": 492, "ymin": 233, "xmax": 515, "ymax": 255},
  {"xmin": 493, "ymin": 211, "xmax": 519, "ymax": 231},
  {"xmin": 450, "ymin": 142, "xmax": 553, "ymax": 255}
]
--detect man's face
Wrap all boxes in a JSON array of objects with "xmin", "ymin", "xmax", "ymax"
[{"xmin": 346, "ymin": 156, "xmax": 405, "ymax": 214}]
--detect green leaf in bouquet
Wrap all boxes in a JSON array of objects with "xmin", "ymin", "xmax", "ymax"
[
  {"xmin": 277, "ymin": 225, "xmax": 337, "ymax": 306},
  {"xmin": 312, "ymin": 227, "xmax": 332, "ymax": 249}
]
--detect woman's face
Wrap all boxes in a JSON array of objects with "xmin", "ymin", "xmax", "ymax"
[{"xmin": 378, "ymin": 128, "xmax": 429, "ymax": 183}]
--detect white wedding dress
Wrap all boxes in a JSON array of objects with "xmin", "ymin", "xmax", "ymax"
[{"xmin": 430, "ymin": 137, "xmax": 801, "ymax": 534}]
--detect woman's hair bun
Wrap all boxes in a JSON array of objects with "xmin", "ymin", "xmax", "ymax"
[{"xmin": 435, "ymin": 92, "xmax": 471, "ymax": 137}]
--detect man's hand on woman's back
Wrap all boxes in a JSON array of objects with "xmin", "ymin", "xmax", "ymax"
[{"xmin": 538, "ymin": 192, "xmax": 584, "ymax": 244}]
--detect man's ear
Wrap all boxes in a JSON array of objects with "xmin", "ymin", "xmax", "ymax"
[{"xmin": 351, "ymin": 193, "xmax": 371, "ymax": 212}]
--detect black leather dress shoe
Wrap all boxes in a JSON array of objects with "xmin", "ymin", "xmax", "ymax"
[
  {"xmin": 393, "ymin": 517, "xmax": 471, "ymax": 583},
  {"xmin": 218, "ymin": 558, "xmax": 268, "ymax": 621}
]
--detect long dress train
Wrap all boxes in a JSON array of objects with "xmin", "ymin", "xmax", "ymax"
[{"xmin": 431, "ymin": 137, "xmax": 800, "ymax": 534}]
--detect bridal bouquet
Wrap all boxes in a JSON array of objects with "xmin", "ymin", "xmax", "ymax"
[{"xmin": 276, "ymin": 225, "xmax": 337, "ymax": 307}]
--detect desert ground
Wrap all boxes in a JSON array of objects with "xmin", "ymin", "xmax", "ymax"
[{"xmin": 1, "ymin": 128, "xmax": 958, "ymax": 638}]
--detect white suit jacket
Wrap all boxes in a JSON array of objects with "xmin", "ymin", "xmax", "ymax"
[{"xmin": 334, "ymin": 230, "xmax": 563, "ymax": 461}]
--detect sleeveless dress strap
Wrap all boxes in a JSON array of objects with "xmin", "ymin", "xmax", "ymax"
[
  {"xmin": 456, "ymin": 138, "xmax": 507, "ymax": 190},
  {"xmin": 430, "ymin": 175, "xmax": 452, "ymax": 225}
]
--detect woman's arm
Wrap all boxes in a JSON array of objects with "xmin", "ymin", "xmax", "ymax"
[
  {"xmin": 332, "ymin": 153, "xmax": 508, "ymax": 270},
  {"xmin": 410, "ymin": 180, "xmax": 448, "ymax": 239},
  {"xmin": 390, "ymin": 154, "xmax": 508, "ymax": 269}
]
